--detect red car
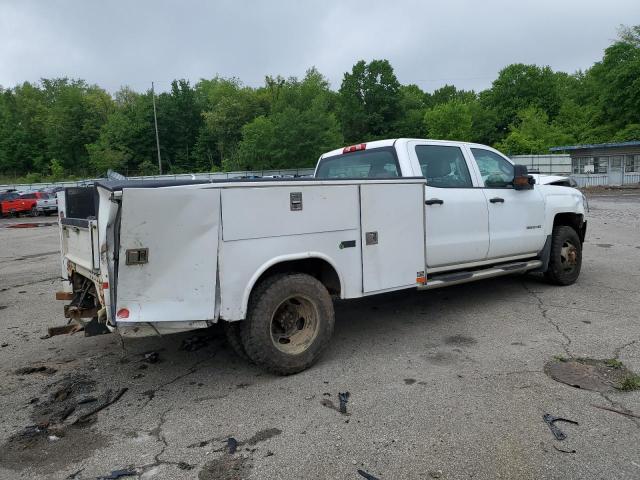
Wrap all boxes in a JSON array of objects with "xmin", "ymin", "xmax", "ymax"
[{"xmin": 0, "ymin": 191, "xmax": 49, "ymax": 217}]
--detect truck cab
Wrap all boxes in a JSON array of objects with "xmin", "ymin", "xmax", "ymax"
[{"xmin": 316, "ymin": 139, "xmax": 587, "ymax": 280}]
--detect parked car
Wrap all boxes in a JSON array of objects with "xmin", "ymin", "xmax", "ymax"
[
  {"xmin": 0, "ymin": 191, "xmax": 20, "ymax": 216},
  {"xmin": 34, "ymin": 192, "xmax": 59, "ymax": 215},
  {"xmin": 1, "ymin": 191, "xmax": 51, "ymax": 217},
  {"xmin": 56, "ymin": 138, "xmax": 587, "ymax": 375}
]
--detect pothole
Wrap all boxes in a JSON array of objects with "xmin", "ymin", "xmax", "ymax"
[{"xmin": 545, "ymin": 357, "xmax": 640, "ymax": 392}]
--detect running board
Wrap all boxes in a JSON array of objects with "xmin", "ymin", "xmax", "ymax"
[{"xmin": 418, "ymin": 260, "xmax": 543, "ymax": 290}]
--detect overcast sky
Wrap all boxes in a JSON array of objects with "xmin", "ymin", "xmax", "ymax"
[{"xmin": 1, "ymin": 0, "xmax": 638, "ymax": 94}]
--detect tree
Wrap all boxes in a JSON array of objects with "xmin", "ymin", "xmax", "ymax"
[
  {"xmin": 424, "ymin": 100, "xmax": 473, "ymax": 141},
  {"xmin": 495, "ymin": 107, "xmax": 573, "ymax": 155},
  {"xmin": 481, "ymin": 64, "xmax": 562, "ymax": 131},
  {"xmin": 338, "ymin": 59, "xmax": 401, "ymax": 142}
]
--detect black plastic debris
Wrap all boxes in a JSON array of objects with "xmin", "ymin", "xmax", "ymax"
[
  {"xmin": 339, "ymin": 392, "xmax": 350, "ymax": 414},
  {"xmin": 226, "ymin": 437, "xmax": 239, "ymax": 454},
  {"xmin": 97, "ymin": 468, "xmax": 136, "ymax": 479},
  {"xmin": 358, "ymin": 469, "xmax": 380, "ymax": 480},
  {"xmin": 143, "ymin": 352, "xmax": 159, "ymax": 363},
  {"xmin": 543, "ymin": 414, "xmax": 578, "ymax": 440}
]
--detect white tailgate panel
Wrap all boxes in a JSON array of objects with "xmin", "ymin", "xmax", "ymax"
[
  {"xmin": 222, "ymin": 185, "xmax": 359, "ymax": 241},
  {"xmin": 116, "ymin": 188, "xmax": 220, "ymax": 323},
  {"xmin": 360, "ymin": 184, "xmax": 425, "ymax": 293},
  {"xmin": 62, "ymin": 222, "xmax": 96, "ymax": 272}
]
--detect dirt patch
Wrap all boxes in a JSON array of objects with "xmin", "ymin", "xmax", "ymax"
[
  {"xmin": 445, "ymin": 335, "xmax": 477, "ymax": 346},
  {"xmin": 0, "ymin": 424, "xmax": 108, "ymax": 472},
  {"xmin": 199, "ymin": 455, "xmax": 251, "ymax": 480},
  {"xmin": 545, "ymin": 358, "xmax": 640, "ymax": 392},
  {"xmin": 0, "ymin": 373, "xmax": 120, "ymax": 473}
]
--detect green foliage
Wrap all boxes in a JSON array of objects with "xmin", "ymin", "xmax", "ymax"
[
  {"xmin": 0, "ymin": 25, "xmax": 639, "ymax": 181},
  {"xmin": 619, "ymin": 373, "xmax": 640, "ymax": 391},
  {"xmin": 495, "ymin": 107, "xmax": 573, "ymax": 155},
  {"xmin": 338, "ymin": 59, "xmax": 402, "ymax": 142}
]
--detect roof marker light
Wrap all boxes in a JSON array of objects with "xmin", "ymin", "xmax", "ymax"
[{"xmin": 343, "ymin": 143, "xmax": 366, "ymax": 154}]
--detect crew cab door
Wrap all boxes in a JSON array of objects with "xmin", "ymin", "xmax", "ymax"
[
  {"xmin": 467, "ymin": 147, "xmax": 546, "ymax": 258},
  {"xmin": 407, "ymin": 142, "xmax": 489, "ymax": 268}
]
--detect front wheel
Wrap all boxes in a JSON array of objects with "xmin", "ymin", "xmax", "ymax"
[
  {"xmin": 240, "ymin": 273, "xmax": 334, "ymax": 375},
  {"xmin": 31, "ymin": 207, "xmax": 40, "ymax": 217},
  {"xmin": 544, "ymin": 226, "xmax": 582, "ymax": 285}
]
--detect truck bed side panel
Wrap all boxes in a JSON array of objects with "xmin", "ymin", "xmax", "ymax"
[
  {"xmin": 221, "ymin": 185, "xmax": 359, "ymax": 241},
  {"xmin": 360, "ymin": 183, "xmax": 426, "ymax": 293},
  {"xmin": 219, "ymin": 184, "xmax": 362, "ymax": 320},
  {"xmin": 116, "ymin": 188, "xmax": 221, "ymax": 323}
]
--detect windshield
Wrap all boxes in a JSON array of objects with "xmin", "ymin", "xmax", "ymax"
[{"xmin": 315, "ymin": 147, "xmax": 399, "ymax": 179}]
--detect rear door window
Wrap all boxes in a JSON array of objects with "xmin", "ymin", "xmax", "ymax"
[
  {"xmin": 315, "ymin": 148, "xmax": 399, "ymax": 179},
  {"xmin": 415, "ymin": 145, "xmax": 473, "ymax": 188}
]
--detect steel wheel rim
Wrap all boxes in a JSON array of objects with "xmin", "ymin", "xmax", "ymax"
[
  {"xmin": 560, "ymin": 240, "xmax": 578, "ymax": 273},
  {"xmin": 270, "ymin": 295, "xmax": 320, "ymax": 355}
]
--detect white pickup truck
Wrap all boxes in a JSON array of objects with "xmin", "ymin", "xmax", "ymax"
[{"xmin": 56, "ymin": 139, "xmax": 587, "ymax": 374}]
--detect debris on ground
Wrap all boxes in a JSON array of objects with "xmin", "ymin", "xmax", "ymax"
[
  {"xmin": 47, "ymin": 323, "xmax": 84, "ymax": 338},
  {"xmin": 180, "ymin": 335, "xmax": 209, "ymax": 352},
  {"xmin": 1, "ymin": 342, "xmax": 8, "ymax": 347},
  {"xmin": 429, "ymin": 470, "xmax": 443, "ymax": 478},
  {"xmin": 357, "ymin": 469, "xmax": 380, "ymax": 480},
  {"xmin": 553, "ymin": 445, "xmax": 577, "ymax": 454},
  {"xmin": 339, "ymin": 391, "xmax": 350, "ymax": 414},
  {"xmin": 177, "ymin": 462, "xmax": 194, "ymax": 470},
  {"xmin": 97, "ymin": 468, "xmax": 137, "ymax": 479},
  {"xmin": 143, "ymin": 351, "xmax": 160, "ymax": 363},
  {"xmin": 226, "ymin": 437, "xmax": 239, "ymax": 454},
  {"xmin": 15, "ymin": 365, "xmax": 57, "ymax": 375},
  {"xmin": 74, "ymin": 388, "xmax": 127, "ymax": 424},
  {"xmin": 543, "ymin": 414, "xmax": 578, "ymax": 441},
  {"xmin": 545, "ymin": 357, "xmax": 640, "ymax": 392}
]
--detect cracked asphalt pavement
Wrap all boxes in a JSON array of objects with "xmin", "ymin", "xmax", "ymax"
[{"xmin": 1, "ymin": 192, "xmax": 639, "ymax": 480}]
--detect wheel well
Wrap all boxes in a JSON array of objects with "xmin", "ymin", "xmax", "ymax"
[
  {"xmin": 253, "ymin": 258, "xmax": 341, "ymax": 297},
  {"xmin": 554, "ymin": 212, "xmax": 585, "ymax": 242}
]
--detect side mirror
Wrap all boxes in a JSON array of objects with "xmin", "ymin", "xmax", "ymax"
[{"xmin": 513, "ymin": 165, "xmax": 535, "ymax": 190}]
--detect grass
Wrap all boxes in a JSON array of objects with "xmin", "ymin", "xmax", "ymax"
[
  {"xmin": 618, "ymin": 374, "xmax": 640, "ymax": 392},
  {"xmin": 605, "ymin": 358, "xmax": 624, "ymax": 369}
]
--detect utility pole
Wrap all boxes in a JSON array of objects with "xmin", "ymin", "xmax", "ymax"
[{"xmin": 151, "ymin": 81, "xmax": 162, "ymax": 174}]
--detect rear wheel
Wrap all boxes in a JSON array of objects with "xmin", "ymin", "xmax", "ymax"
[
  {"xmin": 544, "ymin": 226, "xmax": 582, "ymax": 285},
  {"xmin": 241, "ymin": 273, "xmax": 334, "ymax": 375}
]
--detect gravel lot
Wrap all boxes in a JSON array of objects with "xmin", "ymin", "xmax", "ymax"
[{"xmin": 0, "ymin": 192, "xmax": 639, "ymax": 480}]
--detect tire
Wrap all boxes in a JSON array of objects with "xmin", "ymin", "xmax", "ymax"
[
  {"xmin": 31, "ymin": 207, "xmax": 40, "ymax": 217},
  {"xmin": 544, "ymin": 226, "xmax": 582, "ymax": 285},
  {"xmin": 223, "ymin": 321, "xmax": 251, "ymax": 362},
  {"xmin": 240, "ymin": 273, "xmax": 334, "ymax": 375}
]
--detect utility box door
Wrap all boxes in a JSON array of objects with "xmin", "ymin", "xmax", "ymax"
[
  {"xmin": 359, "ymin": 183, "xmax": 425, "ymax": 293},
  {"xmin": 116, "ymin": 187, "xmax": 220, "ymax": 323}
]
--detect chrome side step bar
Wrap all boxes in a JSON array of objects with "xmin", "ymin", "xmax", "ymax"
[{"xmin": 418, "ymin": 260, "xmax": 543, "ymax": 290}]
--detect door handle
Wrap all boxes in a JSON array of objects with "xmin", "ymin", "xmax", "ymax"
[
  {"xmin": 489, "ymin": 197, "xmax": 505, "ymax": 203},
  {"xmin": 425, "ymin": 198, "xmax": 444, "ymax": 205}
]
